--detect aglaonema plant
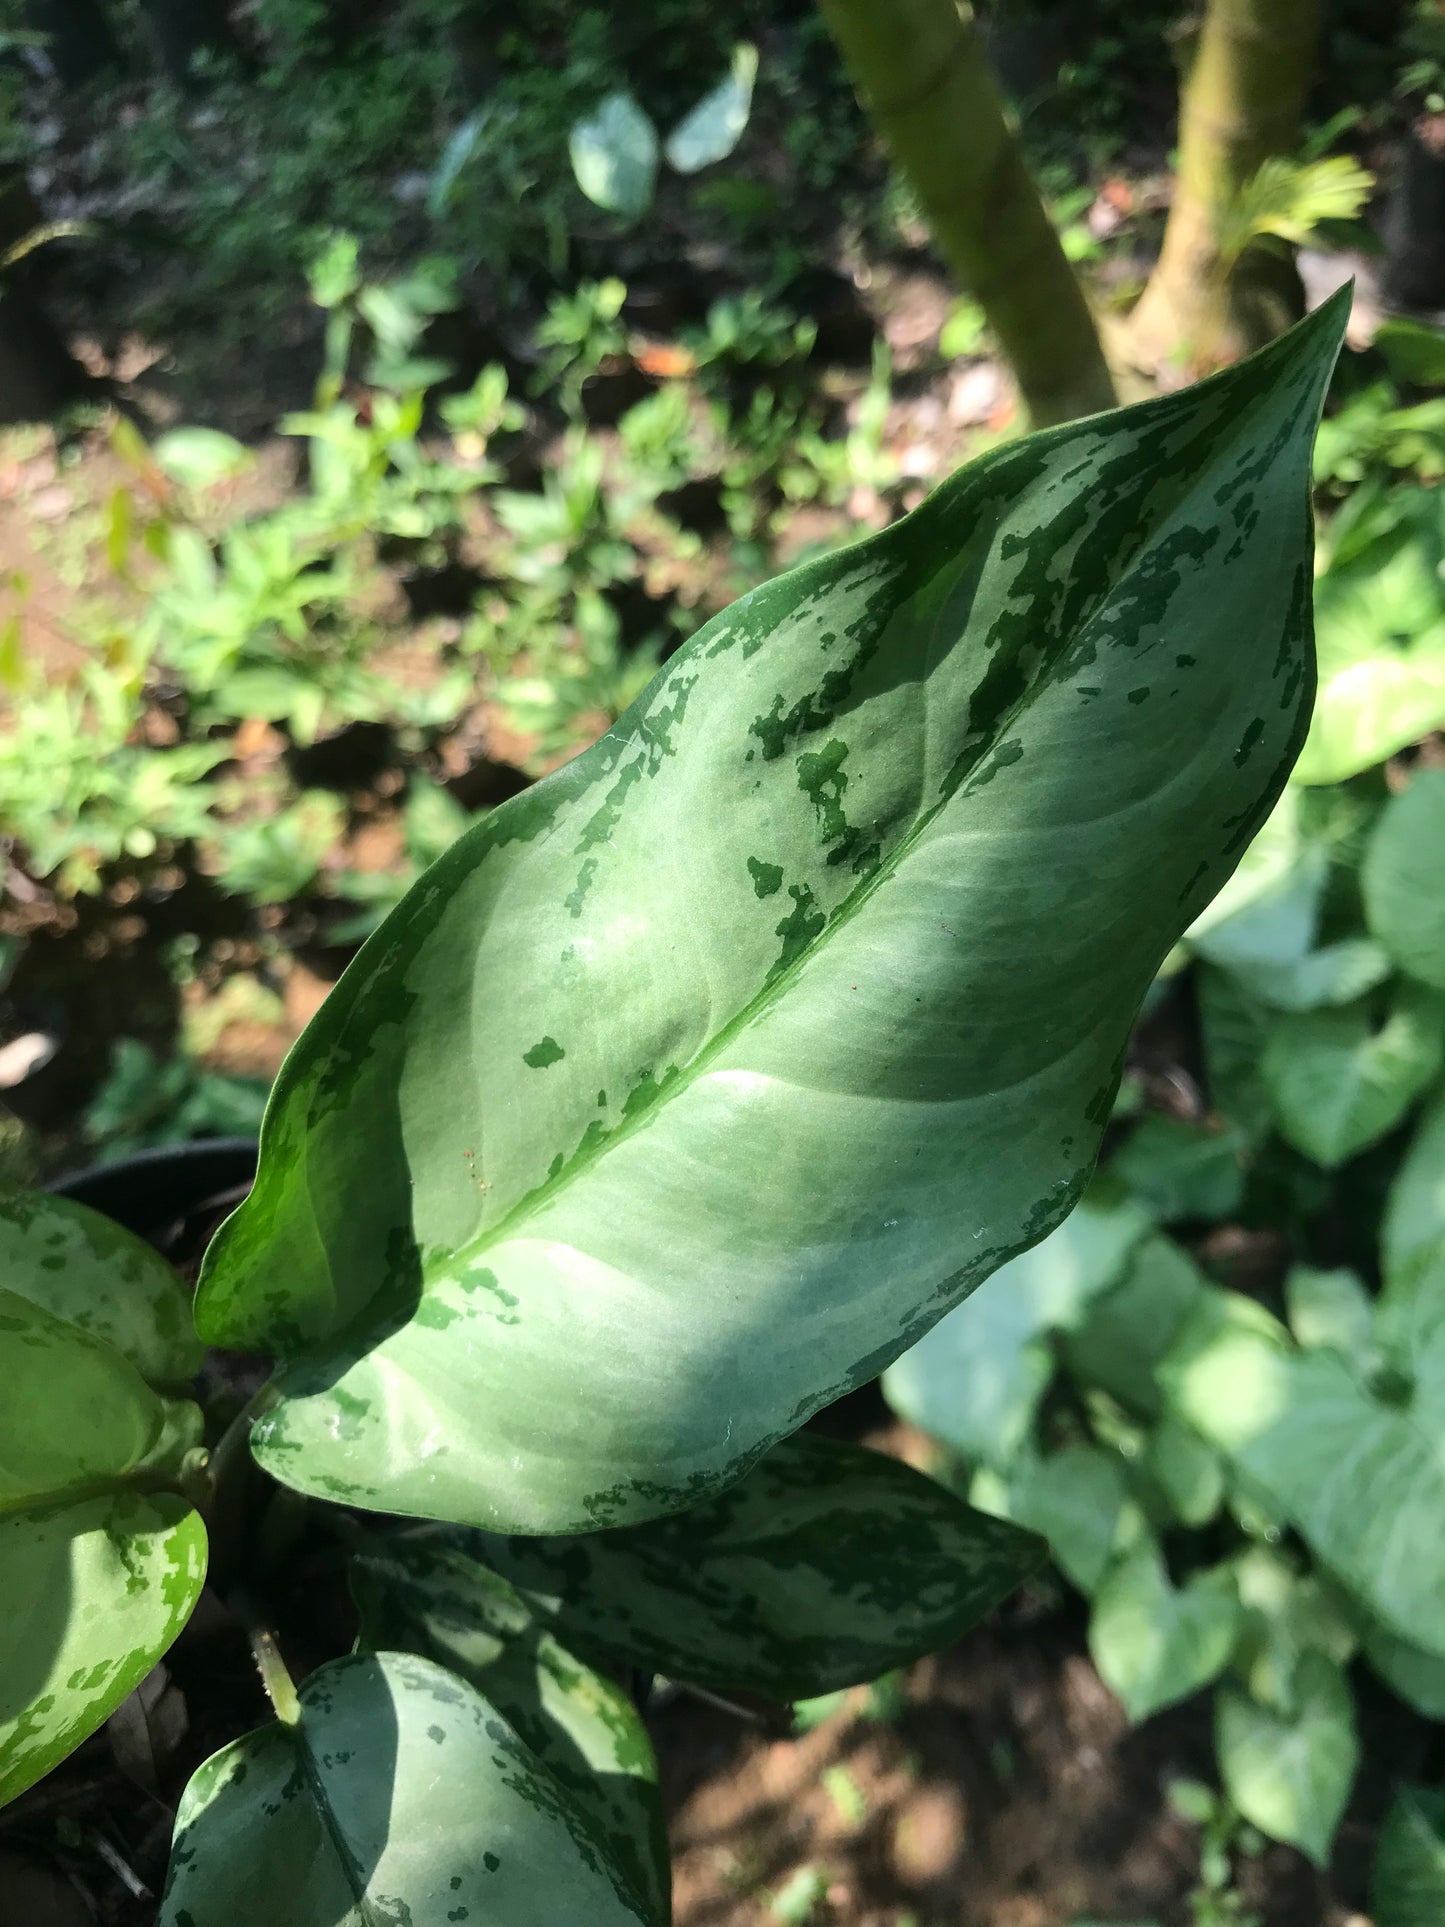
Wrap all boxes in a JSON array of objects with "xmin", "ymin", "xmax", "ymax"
[{"xmin": 0, "ymin": 289, "xmax": 1348, "ymax": 1926}]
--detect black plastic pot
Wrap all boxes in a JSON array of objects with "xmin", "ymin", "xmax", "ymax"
[{"xmin": 46, "ymin": 1137, "xmax": 258, "ymax": 1263}]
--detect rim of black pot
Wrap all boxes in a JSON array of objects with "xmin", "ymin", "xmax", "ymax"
[{"xmin": 46, "ymin": 1136, "xmax": 259, "ymax": 1247}]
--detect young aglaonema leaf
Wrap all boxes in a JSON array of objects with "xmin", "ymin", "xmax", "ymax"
[
  {"xmin": 350, "ymin": 1543, "xmax": 669, "ymax": 1925},
  {"xmin": 156, "ymin": 1651, "xmax": 657, "ymax": 1927},
  {"xmin": 196, "ymin": 291, "xmax": 1349, "ymax": 1535},
  {"xmin": 370, "ymin": 1436, "xmax": 1045, "ymax": 1700},
  {"xmin": 0, "ymin": 1286, "xmax": 206, "ymax": 1806}
]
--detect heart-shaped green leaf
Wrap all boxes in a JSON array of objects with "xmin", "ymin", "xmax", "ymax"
[
  {"xmin": 196, "ymin": 295, "xmax": 1347, "ymax": 1534},
  {"xmin": 1089, "ymin": 1541, "xmax": 1240, "ymax": 1721},
  {"xmin": 1385, "ymin": 1090, "xmax": 1445, "ymax": 1283},
  {"xmin": 0, "ymin": 1190, "xmax": 202, "ymax": 1389},
  {"xmin": 569, "ymin": 92, "xmax": 659, "ymax": 218},
  {"xmin": 428, "ymin": 1436, "xmax": 1045, "ymax": 1700},
  {"xmin": 1262, "ymin": 986, "xmax": 1444, "ymax": 1167},
  {"xmin": 1215, "ymin": 1652, "xmax": 1357, "ymax": 1866},
  {"xmin": 1292, "ymin": 488, "xmax": 1445, "ymax": 786},
  {"xmin": 988, "ymin": 1443, "xmax": 1140, "ymax": 1595},
  {"xmin": 1060, "ymin": 1234, "xmax": 1208, "ymax": 1418},
  {"xmin": 1, "ymin": 1492, "xmax": 206, "ymax": 1806},
  {"xmin": 1364, "ymin": 768, "xmax": 1445, "ymax": 990},
  {"xmin": 350, "ymin": 1543, "xmax": 668, "ymax": 1924},
  {"xmin": 1160, "ymin": 1285, "xmax": 1445, "ymax": 1657},
  {"xmin": 157, "ymin": 1651, "xmax": 655, "ymax": 1926},
  {"xmin": 1373, "ymin": 1786, "xmax": 1445, "ymax": 1927}
]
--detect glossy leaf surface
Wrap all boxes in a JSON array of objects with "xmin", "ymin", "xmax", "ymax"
[
  {"xmin": 197, "ymin": 298, "xmax": 1346, "ymax": 1533},
  {"xmin": 1261, "ymin": 987, "xmax": 1443, "ymax": 1167},
  {"xmin": 351, "ymin": 1542, "xmax": 668, "ymax": 1923},
  {"xmin": 157, "ymin": 1651, "xmax": 652, "ymax": 1927},
  {"xmin": 1216, "ymin": 1652, "xmax": 1357, "ymax": 1866},
  {"xmin": 0, "ymin": 1190, "xmax": 202, "ymax": 1388},
  {"xmin": 438, "ymin": 1437, "xmax": 1045, "ymax": 1699},
  {"xmin": 1, "ymin": 1492, "xmax": 205, "ymax": 1805}
]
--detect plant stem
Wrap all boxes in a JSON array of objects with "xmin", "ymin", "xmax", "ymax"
[
  {"xmin": 233, "ymin": 1591, "xmax": 302, "ymax": 1728},
  {"xmin": 1129, "ymin": 0, "xmax": 1322, "ymax": 370},
  {"xmin": 817, "ymin": 0, "xmax": 1117, "ymax": 427},
  {"xmin": 204, "ymin": 1379, "xmax": 280, "ymax": 1587}
]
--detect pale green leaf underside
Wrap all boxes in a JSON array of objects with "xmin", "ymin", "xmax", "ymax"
[
  {"xmin": 157, "ymin": 1651, "xmax": 651, "ymax": 1927},
  {"xmin": 197, "ymin": 296, "xmax": 1346, "ymax": 1534},
  {"xmin": 351, "ymin": 1545, "xmax": 668, "ymax": 1924},
  {"xmin": 0, "ymin": 1492, "xmax": 206, "ymax": 1806},
  {"xmin": 1215, "ymin": 1652, "xmax": 1357, "ymax": 1867},
  {"xmin": 447, "ymin": 1435, "xmax": 1045, "ymax": 1699},
  {"xmin": 0, "ymin": 1191, "xmax": 202, "ymax": 1389}
]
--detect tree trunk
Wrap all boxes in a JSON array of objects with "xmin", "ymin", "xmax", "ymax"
[
  {"xmin": 817, "ymin": 0, "xmax": 1117, "ymax": 428},
  {"xmin": 1128, "ymin": 0, "xmax": 1321, "ymax": 375}
]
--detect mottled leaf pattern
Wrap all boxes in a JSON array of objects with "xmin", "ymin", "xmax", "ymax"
[
  {"xmin": 0, "ymin": 1220, "xmax": 206, "ymax": 1808},
  {"xmin": 431, "ymin": 1436, "xmax": 1045, "ymax": 1698},
  {"xmin": 157, "ymin": 1651, "xmax": 652, "ymax": 1926},
  {"xmin": 351, "ymin": 1542, "xmax": 669, "ymax": 1923},
  {"xmin": 1, "ymin": 1493, "xmax": 206, "ymax": 1805},
  {"xmin": 197, "ymin": 296, "xmax": 1346, "ymax": 1533},
  {"xmin": 0, "ymin": 1191, "xmax": 202, "ymax": 1388}
]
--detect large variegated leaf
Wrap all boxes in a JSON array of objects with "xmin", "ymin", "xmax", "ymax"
[
  {"xmin": 157, "ymin": 1651, "xmax": 652, "ymax": 1927},
  {"xmin": 351, "ymin": 1543, "xmax": 669, "ymax": 1923},
  {"xmin": 0, "ymin": 1240, "xmax": 207, "ymax": 1807},
  {"xmin": 413, "ymin": 1436, "xmax": 1045, "ymax": 1698},
  {"xmin": 0, "ymin": 1190, "xmax": 202, "ymax": 1389},
  {"xmin": 196, "ymin": 295, "xmax": 1347, "ymax": 1533},
  {"xmin": 1, "ymin": 1493, "xmax": 206, "ymax": 1805}
]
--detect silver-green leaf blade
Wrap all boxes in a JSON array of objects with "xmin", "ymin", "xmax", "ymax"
[
  {"xmin": 430, "ymin": 1436, "xmax": 1044, "ymax": 1699},
  {"xmin": 198, "ymin": 295, "xmax": 1348, "ymax": 1533},
  {"xmin": 0, "ymin": 1492, "xmax": 206, "ymax": 1806},
  {"xmin": 0, "ymin": 1191, "xmax": 202, "ymax": 1389},
  {"xmin": 350, "ymin": 1544, "xmax": 669, "ymax": 1924},
  {"xmin": 157, "ymin": 1650, "xmax": 652, "ymax": 1927}
]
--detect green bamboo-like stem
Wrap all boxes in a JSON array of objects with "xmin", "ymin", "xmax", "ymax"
[
  {"xmin": 1129, "ymin": 0, "xmax": 1322, "ymax": 371},
  {"xmin": 818, "ymin": 0, "xmax": 1116, "ymax": 427}
]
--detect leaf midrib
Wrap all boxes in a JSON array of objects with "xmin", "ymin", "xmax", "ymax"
[{"xmin": 421, "ymin": 449, "xmax": 1277, "ymax": 1291}]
